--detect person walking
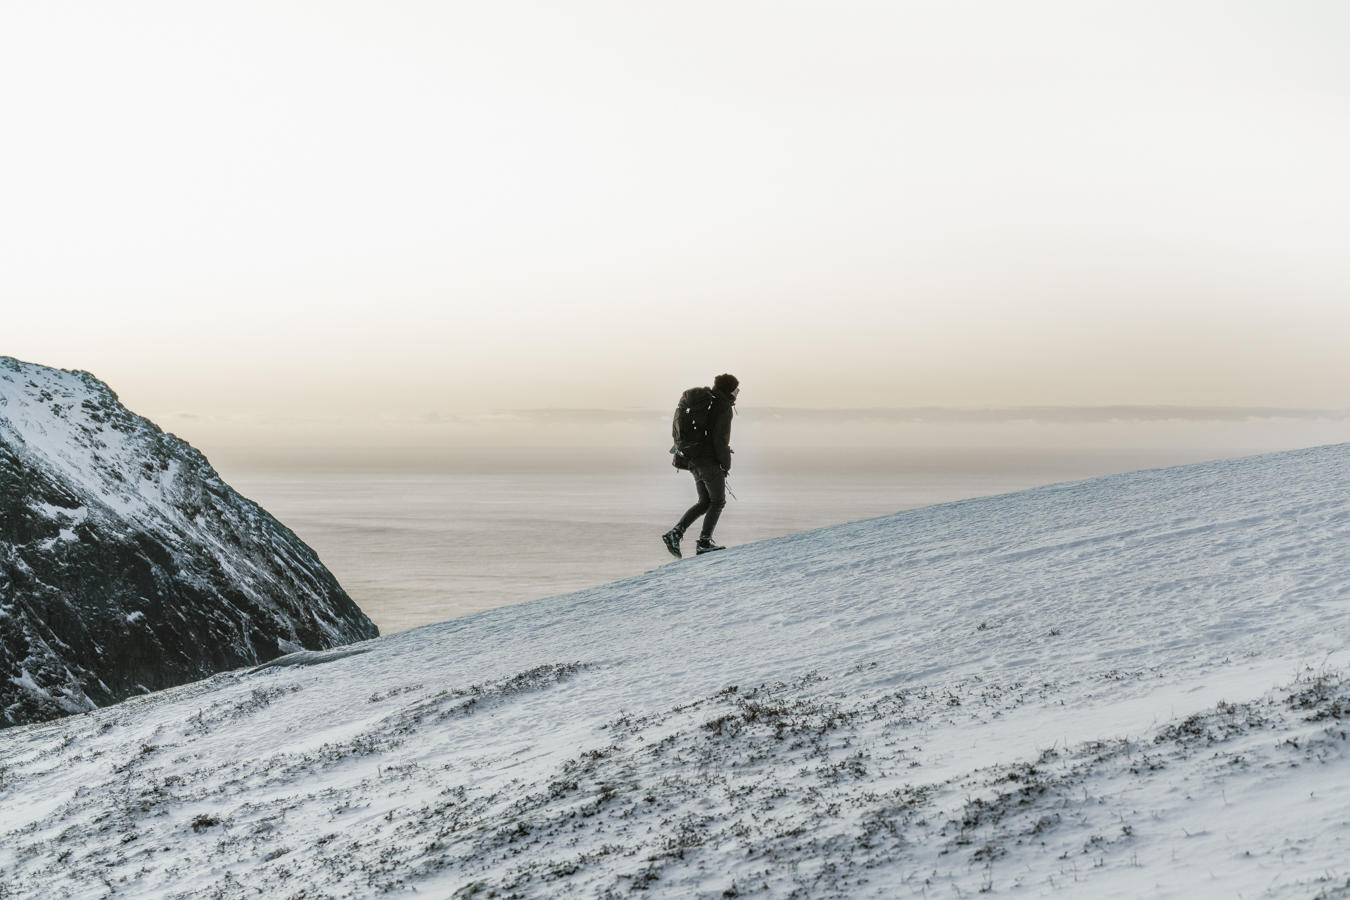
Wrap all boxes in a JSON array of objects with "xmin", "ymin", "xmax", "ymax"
[{"xmin": 663, "ymin": 373, "xmax": 739, "ymax": 557}]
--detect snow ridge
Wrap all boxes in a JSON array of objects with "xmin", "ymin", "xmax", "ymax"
[
  {"xmin": 0, "ymin": 356, "xmax": 377, "ymax": 728},
  {"xmin": 2, "ymin": 443, "xmax": 1349, "ymax": 897}
]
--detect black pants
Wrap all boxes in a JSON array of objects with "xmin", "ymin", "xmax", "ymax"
[{"xmin": 676, "ymin": 460, "xmax": 726, "ymax": 540}]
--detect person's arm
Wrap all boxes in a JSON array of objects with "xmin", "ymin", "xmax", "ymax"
[{"xmin": 712, "ymin": 403, "xmax": 733, "ymax": 471}]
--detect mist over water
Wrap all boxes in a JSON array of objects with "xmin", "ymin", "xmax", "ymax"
[{"xmin": 226, "ymin": 446, "xmax": 1255, "ymax": 635}]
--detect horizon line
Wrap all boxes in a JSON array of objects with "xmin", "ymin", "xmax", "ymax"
[
  {"xmin": 494, "ymin": 405, "xmax": 1350, "ymax": 426},
  {"xmin": 154, "ymin": 404, "xmax": 1350, "ymax": 427}
]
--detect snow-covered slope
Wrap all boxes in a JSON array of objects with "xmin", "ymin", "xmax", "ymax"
[
  {"xmin": 0, "ymin": 357, "xmax": 377, "ymax": 728},
  {"xmin": 3, "ymin": 444, "xmax": 1350, "ymax": 898}
]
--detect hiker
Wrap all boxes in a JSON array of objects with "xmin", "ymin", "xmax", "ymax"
[{"xmin": 663, "ymin": 373, "xmax": 739, "ymax": 557}]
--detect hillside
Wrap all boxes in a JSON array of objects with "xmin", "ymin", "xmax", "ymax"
[
  {"xmin": 2, "ymin": 444, "xmax": 1348, "ymax": 897},
  {"xmin": 0, "ymin": 357, "xmax": 377, "ymax": 728}
]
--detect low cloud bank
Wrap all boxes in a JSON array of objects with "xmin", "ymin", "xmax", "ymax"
[{"xmin": 506, "ymin": 405, "xmax": 1350, "ymax": 426}]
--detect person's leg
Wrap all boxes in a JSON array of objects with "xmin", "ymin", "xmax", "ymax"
[
  {"xmin": 674, "ymin": 466, "xmax": 712, "ymax": 534},
  {"xmin": 696, "ymin": 465, "xmax": 727, "ymax": 541}
]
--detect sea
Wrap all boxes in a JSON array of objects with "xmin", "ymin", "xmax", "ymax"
[{"xmin": 226, "ymin": 446, "xmax": 1257, "ymax": 635}]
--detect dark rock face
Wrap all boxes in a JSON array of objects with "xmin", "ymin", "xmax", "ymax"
[{"xmin": 1, "ymin": 357, "xmax": 378, "ymax": 728}]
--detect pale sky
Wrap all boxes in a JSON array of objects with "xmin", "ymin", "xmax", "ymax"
[{"xmin": 3, "ymin": 1, "xmax": 1349, "ymax": 466}]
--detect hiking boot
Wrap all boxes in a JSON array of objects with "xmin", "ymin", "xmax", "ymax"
[
  {"xmin": 695, "ymin": 538, "xmax": 725, "ymax": 555},
  {"xmin": 662, "ymin": 528, "xmax": 683, "ymax": 559}
]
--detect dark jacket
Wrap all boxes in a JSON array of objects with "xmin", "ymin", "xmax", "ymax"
[{"xmin": 672, "ymin": 387, "xmax": 735, "ymax": 471}]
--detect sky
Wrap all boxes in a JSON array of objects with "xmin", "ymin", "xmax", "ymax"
[{"xmin": 3, "ymin": 1, "xmax": 1349, "ymax": 468}]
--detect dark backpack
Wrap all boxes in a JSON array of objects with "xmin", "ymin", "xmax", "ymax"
[{"xmin": 670, "ymin": 387, "xmax": 716, "ymax": 469}]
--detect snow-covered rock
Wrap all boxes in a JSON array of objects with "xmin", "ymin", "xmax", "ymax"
[
  {"xmin": 2, "ymin": 443, "xmax": 1349, "ymax": 898},
  {"xmin": 0, "ymin": 356, "xmax": 377, "ymax": 728}
]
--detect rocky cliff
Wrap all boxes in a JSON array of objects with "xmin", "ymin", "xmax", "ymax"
[{"xmin": 0, "ymin": 356, "xmax": 378, "ymax": 728}]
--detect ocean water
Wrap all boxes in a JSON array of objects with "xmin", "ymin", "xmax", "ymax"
[{"xmin": 227, "ymin": 448, "xmax": 1233, "ymax": 634}]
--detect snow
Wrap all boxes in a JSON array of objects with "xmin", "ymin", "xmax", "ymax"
[
  {"xmin": 2, "ymin": 444, "xmax": 1350, "ymax": 898},
  {"xmin": 31, "ymin": 502, "xmax": 88, "ymax": 524},
  {"xmin": 247, "ymin": 645, "xmax": 375, "ymax": 673},
  {"xmin": 8, "ymin": 668, "xmax": 45, "ymax": 697},
  {"xmin": 0, "ymin": 363, "xmax": 166, "ymax": 525}
]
